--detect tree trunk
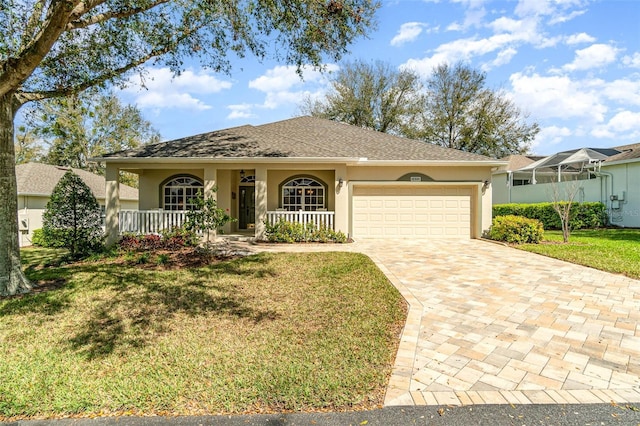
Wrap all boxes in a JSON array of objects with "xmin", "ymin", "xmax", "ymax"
[{"xmin": 0, "ymin": 92, "xmax": 32, "ymax": 296}]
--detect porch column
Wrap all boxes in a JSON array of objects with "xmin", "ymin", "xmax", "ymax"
[
  {"xmin": 105, "ymin": 164, "xmax": 120, "ymax": 247},
  {"xmin": 334, "ymin": 165, "xmax": 348, "ymax": 235},
  {"xmin": 254, "ymin": 166, "xmax": 267, "ymax": 240},
  {"xmin": 204, "ymin": 166, "xmax": 218, "ymax": 197},
  {"xmin": 203, "ymin": 166, "xmax": 217, "ymax": 242}
]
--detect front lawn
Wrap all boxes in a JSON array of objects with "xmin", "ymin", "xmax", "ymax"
[
  {"xmin": 0, "ymin": 248, "xmax": 406, "ymax": 420},
  {"xmin": 519, "ymin": 228, "xmax": 640, "ymax": 279}
]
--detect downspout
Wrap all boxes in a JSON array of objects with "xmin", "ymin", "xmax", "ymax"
[
  {"xmin": 592, "ymin": 170, "xmax": 613, "ymax": 225},
  {"xmin": 508, "ymin": 171, "xmax": 513, "ymax": 203}
]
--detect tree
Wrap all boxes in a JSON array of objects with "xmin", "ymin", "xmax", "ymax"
[
  {"xmin": 417, "ymin": 62, "xmax": 539, "ymax": 157},
  {"xmin": 42, "ymin": 171, "xmax": 103, "ymax": 258},
  {"xmin": 25, "ymin": 89, "xmax": 161, "ymax": 174},
  {"xmin": 185, "ymin": 189, "xmax": 236, "ymax": 242},
  {"xmin": 0, "ymin": 0, "xmax": 377, "ymax": 296},
  {"xmin": 14, "ymin": 126, "xmax": 44, "ymax": 164},
  {"xmin": 300, "ymin": 59, "xmax": 424, "ymax": 135},
  {"xmin": 549, "ymin": 180, "xmax": 581, "ymax": 243}
]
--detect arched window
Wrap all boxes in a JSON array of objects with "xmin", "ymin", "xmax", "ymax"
[
  {"xmin": 281, "ymin": 177, "xmax": 326, "ymax": 211},
  {"xmin": 162, "ymin": 175, "xmax": 203, "ymax": 210}
]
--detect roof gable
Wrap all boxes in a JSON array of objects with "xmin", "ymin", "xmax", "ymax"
[{"xmin": 16, "ymin": 163, "xmax": 138, "ymax": 200}]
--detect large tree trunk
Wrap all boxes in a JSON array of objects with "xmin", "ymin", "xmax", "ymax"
[{"xmin": 0, "ymin": 92, "xmax": 32, "ymax": 296}]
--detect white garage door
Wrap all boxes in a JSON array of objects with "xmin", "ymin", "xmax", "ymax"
[{"xmin": 352, "ymin": 186, "xmax": 472, "ymax": 239}]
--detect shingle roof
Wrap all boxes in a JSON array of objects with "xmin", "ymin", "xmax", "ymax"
[
  {"xmin": 498, "ymin": 154, "xmax": 546, "ymax": 171},
  {"xmin": 608, "ymin": 143, "xmax": 640, "ymax": 162},
  {"xmin": 16, "ymin": 163, "xmax": 138, "ymax": 200},
  {"xmin": 100, "ymin": 116, "xmax": 496, "ymax": 162}
]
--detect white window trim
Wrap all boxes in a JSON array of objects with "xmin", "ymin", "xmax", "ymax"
[
  {"xmin": 281, "ymin": 177, "xmax": 325, "ymax": 211},
  {"xmin": 163, "ymin": 176, "xmax": 203, "ymax": 211}
]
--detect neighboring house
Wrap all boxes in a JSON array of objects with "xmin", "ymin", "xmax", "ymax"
[
  {"xmin": 493, "ymin": 143, "xmax": 640, "ymax": 227},
  {"xmin": 16, "ymin": 162, "xmax": 138, "ymax": 247},
  {"xmin": 96, "ymin": 116, "xmax": 504, "ymax": 243}
]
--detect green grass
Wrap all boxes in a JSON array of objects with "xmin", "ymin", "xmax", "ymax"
[
  {"xmin": 519, "ymin": 228, "xmax": 640, "ymax": 279},
  {"xmin": 1, "ymin": 249, "xmax": 406, "ymax": 420}
]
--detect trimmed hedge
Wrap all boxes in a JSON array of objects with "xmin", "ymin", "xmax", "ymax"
[
  {"xmin": 493, "ymin": 202, "xmax": 607, "ymax": 230},
  {"xmin": 488, "ymin": 215, "xmax": 544, "ymax": 244},
  {"xmin": 265, "ymin": 219, "xmax": 347, "ymax": 243}
]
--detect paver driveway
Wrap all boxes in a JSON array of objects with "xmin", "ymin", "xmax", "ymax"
[{"xmin": 252, "ymin": 238, "xmax": 640, "ymax": 406}]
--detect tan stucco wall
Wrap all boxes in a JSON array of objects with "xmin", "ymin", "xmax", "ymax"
[{"xmin": 110, "ymin": 161, "xmax": 495, "ymax": 238}]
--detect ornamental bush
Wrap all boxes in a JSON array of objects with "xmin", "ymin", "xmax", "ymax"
[
  {"xmin": 493, "ymin": 202, "xmax": 607, "ymax": 230},
  {"xmin": 488, "ymin": 215, "xmax": 544, "ymax": 244},
  {"xmin": 265, "ymin": 219, "xmax": 347, "ymax": 243},
  {"xmin": 118, "ymin": 225, "xmax": 199, "ymax": 251},
  {"xmin": 31, "ymin": 228, "xmax": 64, "ymax": 248},
  {"xmin": 42, "ymin": 171, "xmax": 103, "ymax": 258}
]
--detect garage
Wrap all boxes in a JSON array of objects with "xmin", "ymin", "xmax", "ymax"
[{"xmin": 351, "ymin": 185, "xmax": 473, "ymax": 239}]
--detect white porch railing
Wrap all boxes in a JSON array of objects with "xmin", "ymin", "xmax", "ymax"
[
  {"xmin": 118, "ymin": 209, "xmax": 336, "ymax": 235},
  {"xmin": 266, "ymin": 210, "xmax": 335, "ymax": 229},
  {"xmin": 119, "ymin": 210, "xmax": 189, "ymax": 234}
]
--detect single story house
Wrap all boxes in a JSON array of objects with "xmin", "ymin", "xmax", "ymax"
[
  {"xmin": 493, "ymin": 143, "xmax": 640, "ymax": 227},
  {"xmin": 16, "ymin": 162, "xmax": 138, "ymax": 247},
  {"xmin": 96, "ymin": 116, "xmax": 504, "ymax": 243}
]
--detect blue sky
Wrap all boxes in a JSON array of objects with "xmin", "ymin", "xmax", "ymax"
[{"xmin": 117, "ymin": 0, "xmax": 640, "ymax": 156}]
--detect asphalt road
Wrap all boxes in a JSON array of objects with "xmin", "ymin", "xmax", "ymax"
[{"xmin": 5, "ymin": 404, "xmax": 640, "ymax": 426}]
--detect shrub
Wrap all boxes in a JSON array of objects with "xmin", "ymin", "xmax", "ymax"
[
  {"xmin": 42, "ymin": 170, "xmax": 104, "ymax": 258},
  {"xmin": 118, "ymin": 225, "xmax": 199, "ymax": 252},
  {"xmin": 493, "ymin": 202, "xmax": 607, "ymax": 230},
  {"xmin": 185, "ymin": 189, "xmax": 236, "ymax": 240},
  {"xmin": 265, "ymin": 219, "xmax": 347, "ymax": 243},
  {"xmin": 488, "ymin": 215, "xmax": 544, "ymax": 244},
  {"xmin": 161, "ymin": 225, "xmax": 199, "ymax": 249},
  {"xmin": 31, "ymin": 228, "xmax": 64, "ymax": 248}
]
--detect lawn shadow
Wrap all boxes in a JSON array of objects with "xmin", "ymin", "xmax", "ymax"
[
  {"xmin": 65, "ymin": 256, "xmax": 281, "ymax": 360},
  {"xmin": 5, "ymin": 251, "xmax": 282, "ymax": 360}
]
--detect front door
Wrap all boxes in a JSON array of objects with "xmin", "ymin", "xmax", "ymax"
[{"xmin": 239, "ymin": 186, "xmax": 255, "ymax": 229}]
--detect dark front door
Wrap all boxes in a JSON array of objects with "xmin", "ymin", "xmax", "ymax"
[{"xmin": 239, "ymin": 186, "xmax": 255, "ymax": 229}]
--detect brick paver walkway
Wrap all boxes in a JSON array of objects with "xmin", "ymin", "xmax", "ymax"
[{"xmin": 236, "ymin": 238, "xmax": 640, "ymax": 406}]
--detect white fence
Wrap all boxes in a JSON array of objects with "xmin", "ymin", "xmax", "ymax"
[
  {"xmin": 119, "ymin": 210, "xmax": 189, "ymax": 234},
  {"xmin": 266, "ymin": 210, "xmax": 335, "ymax": 229},
  {"xmin": 119, "ymin": 209, "xmax": 336, "ymax": 234}
]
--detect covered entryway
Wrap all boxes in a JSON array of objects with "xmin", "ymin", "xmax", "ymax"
[{"xmin": 351, "ymin": 185, "xmax": 473, "ymax": 239}]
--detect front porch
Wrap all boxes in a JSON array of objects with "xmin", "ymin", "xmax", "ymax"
[
  {"xmin": 104, "ymin": 163, "xmax": 348, "ymax": 244},
  {"xmin": 118, "ymin": 209, "xmax": 336, "ymax": 237}
]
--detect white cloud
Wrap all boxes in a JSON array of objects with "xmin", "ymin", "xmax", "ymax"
[
  {"xmin": 390, "ymin": 22, "xmax": 434, "ymax": 46},
  {"xmin": 125, "ymin": 68, "xmax": 232, "ymax": 111},
  {"xmin": 622, "ymin": 52, "xmax": 640, "ymax": 68},
  {"xmin": 601, "ymin": 78, "xmax": 640, "ymax": 106},
  {"xmin": 532, "ymin": 125, "xmax": 573, "ymax": 150},
  {"xmin": 447, "ymin": 0, "xmax": 487, "ymax": 31},
  {"xmin": 248, "ymin": 64, "xmax": 336, "ymax": 93},
  {"xmin": 227, "ymin": 104, "xmax": 255, "ymax": 120},
  {"xmin": 548, "ymin": 9, "xmax": 586, "ymax": 25},
  {"xmin": 562, "ymin": 44, "xmax": 619, "ymax": 72},
  {"xmin": 228, "ymin": 64, "xmax": 339, "ymax": 119},
  {"xmin": 591, "ymin": 111, "xmax": 640, "ymax": 139},
  {"xmin": 565, "ymin": 32, "xmax": 596, "ymax": 45},
  {"xmin": 482, "ymin": 47, "xmax": 518, "ymax": 71},
  {"xmin": 509, "ymin": 72, "xmax": 607, "ymax": 123}
]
